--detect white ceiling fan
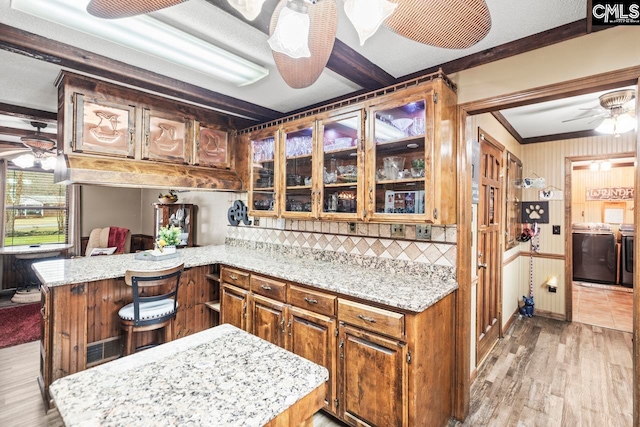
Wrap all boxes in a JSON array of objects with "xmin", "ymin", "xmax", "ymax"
[{"xmin": 563, "ymin": 89, "xmax": 637, "ymax": 137}]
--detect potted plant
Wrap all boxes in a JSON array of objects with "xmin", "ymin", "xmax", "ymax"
[{"xmin": 156, "ymin": 225, "xmax": 182, "ymax": 253}]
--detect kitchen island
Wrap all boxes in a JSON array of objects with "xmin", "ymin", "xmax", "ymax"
[
  {"xmin": 50, "ymin": 323, "xmax": 328, "ymax": 427},
  {"xmin": 34, "ymin": 244, "xmax": 458, "ymax": 426}
]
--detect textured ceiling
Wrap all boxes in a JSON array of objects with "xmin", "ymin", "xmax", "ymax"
[{"xmin": 0, "ymin": 0, "xmax": 596, "ymax": 138}]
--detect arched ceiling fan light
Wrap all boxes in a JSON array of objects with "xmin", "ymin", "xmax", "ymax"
[
  {"xmin": 86, "ymin": 0, "xmax": 187, "ymax": 19},
  {"xmin": 227, "ymin": 0, "xmax": 267, "ymax": 21},
  {"xmin": 12, "ymin": 153, "xmax": 36, "ymax": 169},
  {"xmin": 268, "ymin": 2, "xmax": 311, "ymax": 59},
  {"xmin": 344, "ymin": 0, "xmax": 398, "ymax": 46}
]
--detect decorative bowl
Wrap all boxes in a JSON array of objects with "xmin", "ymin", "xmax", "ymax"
[{"xmin": 158, "ymin": 196, "xmax": 178, "ymax": 204}]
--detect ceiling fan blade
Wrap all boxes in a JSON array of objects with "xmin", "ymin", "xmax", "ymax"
[
  {"xmin": 561, "ymin": 113, "xmax": 607, "ymax": 123},
  {"xmin": 0, "ymin": 141, "xmax": 30, "ymax": 158},
  {"xmin": 269, "ymin": 0, "xmax": 337, "ymax": 89},
  {"xmin": 86, "ymin": 0, "xmax": 187, "ymax": 19},
  {"xmin": 383, "ymin": 0, "xmax": 491, "ymax": 49}
]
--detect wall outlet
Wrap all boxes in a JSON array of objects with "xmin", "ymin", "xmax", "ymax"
[
  {"xmin": 391, "ymin": 224, "xmax": 406, "ymax": 238},
  {"xmin": 276, "ymin": 218, "xmax": 285, "ymax": 230},
  {"xmin": 416, "ymin": 225, "xmax": 431, "ymax": 240},
  {"xmin": 548, "ymin": 286, "xmax": 557, "ymax": 293},
  {"xmin": 552, "ymin": 225, "xmax": 560, "ymax": 235},
  {"xmin": 349, "ymin": 222, "xmax": 356, "ymax": 233}
]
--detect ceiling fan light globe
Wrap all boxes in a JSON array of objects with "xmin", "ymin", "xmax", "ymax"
[
  {"xmin": 42, "ymin": 156, "xmax": 58, "ymax": 171},
  {"xmin": 268, "ymin": 5, "xmax": 311, "ymax": 58},
  {"xmin": 615, "ymin": 113, "xmax": 637, "ymax": 134},
  {"xmin": 227, "ymin": 0, "xmax": 267, "ymax": 21},
  {"xmin": 12, "ymin": 153, "xmax": 36, "ymax": 169},
  {"xmin": 344, "ymin": 0, "xmax": 397, "ymax": 46}
]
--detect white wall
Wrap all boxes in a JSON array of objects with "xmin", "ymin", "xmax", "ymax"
[{"xmin": 80, "ymin": 186, "xmax": 143, "ymax": 236}]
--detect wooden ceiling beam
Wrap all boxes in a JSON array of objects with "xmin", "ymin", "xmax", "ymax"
[
  {"xmin": 0, "ymin": 125, "xmax": 45, "ymax": 139},
  {"xmin": 204, "ymin": 0, "xmax": 396, "ymax": 90},
  {"xmin": 0, "ymin": 23, "xmax": 280, "ymax": 124},
  {"xmin": 0, "ymin": 102, "xmax": 56, "ymax": 123}
]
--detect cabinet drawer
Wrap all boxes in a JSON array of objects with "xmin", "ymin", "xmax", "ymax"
[
  {"xmin": 221, "ymin": 267, "xmax": 250, "ymax": 289},
  {"xmin": 251, "ymin": 275, "xmax": 286, "ymax": 302},
  {"xmin": 289, "ymin": 285, "xmax": 336, "ymax": 317},
  {"xmin": 338, "ymin": 299, "xmax": 405, "ymax": 340}
]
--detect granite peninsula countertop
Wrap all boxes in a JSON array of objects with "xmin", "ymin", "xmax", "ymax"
[
  {"xmin": 32, "ymin": 245, "xmax": 458, "ymax": 312},
  {"xmin": 49, "ymin": 324, "xmax": 328, "ymax": 427}
]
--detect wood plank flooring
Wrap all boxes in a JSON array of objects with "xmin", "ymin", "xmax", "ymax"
[{"xmin": 0, "ymin": 316, "xmax": 633, "ymax": 426}]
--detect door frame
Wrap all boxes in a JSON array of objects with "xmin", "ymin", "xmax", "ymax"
[{"xmin": 454, "ymin": 65, "xmax": 640, "ymax": 422}]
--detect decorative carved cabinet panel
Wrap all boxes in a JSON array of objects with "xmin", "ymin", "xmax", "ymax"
[{"xmin": 143, "ymin": 109, "xmax": 191, "ymax": 164}]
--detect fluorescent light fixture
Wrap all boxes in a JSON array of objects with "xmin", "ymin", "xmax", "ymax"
[
  {"xmin": 268, "ymin": 1, "xmax": 311, "ymax": 59},
  {"xmin": 227, "ymin": 0, "xmax": 267, "ymax": 21},
  {"xmin": 595, "ymin": 113, "xmax": 636, "ymax": 137},
  {"xmin": 344, "ymin": 0, "xmax": 398, "ymax": 46},
  {"xmin": 12, "ymin": 0, "xmax": 269, "ymax": 86}
]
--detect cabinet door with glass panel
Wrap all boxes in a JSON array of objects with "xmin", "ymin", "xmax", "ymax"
[
  {"xmin": 249, "ymin": 128, "xmax": 279, "ymax": 217},
  {"xmin": 280, "ymin": 120, "xmax": 316, "ymax": 218},
  {"xmin": 317, "ymin": 110, "xmax": 364, "ymax": 220},
  {"xmin": 367, "ymin": 90, "xmax": 436, "ymax": 223}
]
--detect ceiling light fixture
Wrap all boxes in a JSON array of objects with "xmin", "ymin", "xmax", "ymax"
[
  {"xmin": 595, "ymin": 114, "xmax": 636, "ymax": 137},
  {"xmin": 594, "ymin": 89, "xmax": 637, "ymax": 137},
  {"xmin": 267, "ymin": 0, "xmax": 312, "ymax": 59},
  {"xmin": 344, "ymin": 0, "xmax": 398, "ymax": 46},
  {"xmin": 13, "ymin": 0, "xmax": 269, "ymax": 86},
  {"xmin": 227, "ymin": 0, "xmax": 267, "ymax": 21}
]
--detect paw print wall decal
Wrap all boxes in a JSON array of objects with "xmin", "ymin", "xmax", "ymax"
[{"xmin": 521, "ymin": 201, "xmax": 549, "ymax": 223}]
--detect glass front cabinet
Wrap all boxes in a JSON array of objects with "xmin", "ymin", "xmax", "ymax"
[
  {"xmin": 366, "ymin": 80, "xmax": 456, "ymax": 224},
  {"xmin": 246, "ymin": 76, "xmax": 457, "ymax": 224},
  {"xmin": 317, "ymin": 110, "xmax": 363, "ymax": 220},
  {"xmin": 249, "ymin": 128, "xmax": 279, "ymax": 216}
]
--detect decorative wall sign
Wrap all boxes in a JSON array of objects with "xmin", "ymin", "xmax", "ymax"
[
  {"xmin": 586, "ymin": 187, "xmax": 634, "ymax": 201},
  {"xmin": 228, "ymin": 200, "xmax": 252, "ymax": 226},
  {"xmin": 520, "ymin": 201, "xmax": 549, "ymax": 224},
  {"xmin": 538, "ymin": 189, "xmax": 563, "ymax": 200}
]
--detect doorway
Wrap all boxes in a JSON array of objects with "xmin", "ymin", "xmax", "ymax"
[{"xmin": 565, "ymin": 154, "xmax": 635, "ymax": 332}]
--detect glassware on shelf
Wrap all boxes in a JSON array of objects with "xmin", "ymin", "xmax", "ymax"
[
  {"xmin": 383, "ymin": 156, "xmax": 405, "ymax": 180},
  {"xmin": 391, "ymin": 118, "xmax": 413, "ymax": 136},
  {"xmin": 411, "ymin": 117, "xmax": 425, "ymax": 136}
]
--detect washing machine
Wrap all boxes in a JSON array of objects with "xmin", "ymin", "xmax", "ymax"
[
  {"xmin": 572, "ymin": 223, "xmax": 617, "ymax": 285},
  {"xmin": 620, "ymin": 224, "xmax": 634, "ymax": 287}
]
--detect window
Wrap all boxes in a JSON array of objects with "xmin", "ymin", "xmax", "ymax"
[{"xmin": 4, "ymin": 166, "xmax": 68, "ymax": 246}]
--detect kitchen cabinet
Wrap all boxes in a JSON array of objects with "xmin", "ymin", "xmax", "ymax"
[
  {"xmin": 193, "ymin": 121, "xmax": 230, "ymax": 168},
  {"xmin": 142, "ymin": 108, "xmax": 192, "ymax": 164},
  {"xmin": 281, "ymin": 120, "xmax": 316, "ymax": 218},
  {"xmin": 219, "ymin": 265, "xmax": 455, "ymax": 427},
  {"xmin": 339, "ymin": 324, "xmax": 407, "ymax": 427},
  {"xmin": 220, "ymin": 284, "xmax": 250, "ymax": 332},
  {"xmin": 317, "ymin": 110, "xmax": 364, "ymax": 220},
  {"xmin": 154, "ymin": 203, "xmax": 196, "ymax": 247},
  {"xmin": 248, "ymin": 127, "xmax": 279, "ymax": 216},
  {"xmin": 244, "ymin": 74, "xmax": 456, "ymax": 223}
]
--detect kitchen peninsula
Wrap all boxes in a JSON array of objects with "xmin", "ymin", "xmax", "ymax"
[{"xmin": 34, "ymin": 244, "xmax": 458, "ymax": 426}]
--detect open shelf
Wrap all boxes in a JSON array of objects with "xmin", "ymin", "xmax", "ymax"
[
  {"xmin": 323, "ymin": 182, "xmax": 358, "ymax": 188},
  {"xmin": 205, "ymin": 273, "xmax": 220, "ymax": 282},
  {"xmin": 205, "ymin": 301, "xmax": 220, "ymax": 312}
]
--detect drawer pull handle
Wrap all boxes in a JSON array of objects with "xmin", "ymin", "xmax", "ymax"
[
  {"xmin": 304, "ymin": 297, "xmax": 318, "ymax": 304},
  {"xmin": 261, "ymin": 284, "xmax": 272, "ymax": 290},
  {"xmin": 357, "ymin": 314, "xmax": 376, "ymax": 323},
  {"xmin": 229, "ymin": 274, "xmax": 238, "ymax": 280}
]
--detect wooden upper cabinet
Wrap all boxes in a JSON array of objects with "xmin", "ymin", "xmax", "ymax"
[
  {"xmin": 280, "ymin": 119, "xmax": 316, "ymax": 219},
  {"xmin": 317, "ymin": 109, "xmax": 364, "ymax": 221},
  {"xmin": 193, "ymin": 121, "xmax": 230, "ymax": 168},
  {"xmin": 142, "ymin": 108, "xmax": 192, "ymax": 164},
  {"xmin": 73, "ymin": 94, "xmax": 136, "ymax": 158},
  {"xmin": 248, "ymin": 127, "xmax": 280, "ymax": 217}
]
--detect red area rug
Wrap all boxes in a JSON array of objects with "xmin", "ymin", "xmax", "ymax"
[{"xmin": 0, "ymin": 303, "xmax": 41, "ymax": 349}]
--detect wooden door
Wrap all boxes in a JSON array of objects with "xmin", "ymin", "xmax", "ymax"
[
  {"xmin": 288, "ymin": 306, "xmax": 337, "ymax": 415},
  {"xmin": 476, "ymin": 132, "xmax": 503, "ymax": 365},
  {"xmin": 220, "ymin": 284, "xmax": 249, "ymax": 332},
  {"xmin": 251, "ymin": 294, "xmax": 287, "ymax": 348},
  {"xmin": 339, "ymin": 323, "xmax": 407, "ymax": 427}
]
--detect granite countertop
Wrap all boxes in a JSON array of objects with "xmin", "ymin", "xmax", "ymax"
[
  {"xmin": 0, "ymin": 243, "xmax": 73, "ymax": 256},
  {"xmin": 49, "ymin": 324, "xmax": 328, "ymax": 427},
  {"xmin": 32, "ymin": 245, "xmax": 458, "ymax": 312}
]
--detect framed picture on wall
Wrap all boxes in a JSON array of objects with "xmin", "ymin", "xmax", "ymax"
[
  {"xmin": 193, "ymin": 122, "xmax": 229, "ymax": 168},
  {"xmin": 74, "ymin": 94, "xmax": 136, "ymax": 158},
  {"xmin": 603, "ymin": 202, "xmax": 626, "ymax": 224},
  {"xmin": 142, "ymin": 109, "xmax": 191, "ymax": 164}
]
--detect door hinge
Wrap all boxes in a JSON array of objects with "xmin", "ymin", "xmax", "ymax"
[
  {"xmin": 433, "ymin": 92, "xmax": 438, "ymax": 104},
  {"xmin": 406, "ymin": 350, "xmax": 412, "ymax": 364},
  {"xmin": 334, "ymin": 398, "xmax": 339, "ymax": 408},
  {"xmin": 433, "ymin": 208, "xmax": 438, "ymax": 220}
]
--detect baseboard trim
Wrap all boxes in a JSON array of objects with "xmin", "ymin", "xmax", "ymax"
[
  {"xmin": 502, "ymin": 307, "xmax": 520, "ymax": 335},
  {"xmin": 532, "ymin": 308, "xmax": 566, "ymax": 321},
  {"xmin": 469, "ymin": 367, "xmax": 478, "ymax": 384}
]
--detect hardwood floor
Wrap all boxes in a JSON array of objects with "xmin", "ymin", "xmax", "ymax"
[
  {"xmin": 455, "ymin": 316, "xmax": 633, "ymax": 426},
  {"xmin": 0, "ymin": 317, "xmax": 632, "ymax": 426},
  {"xmin": 573, "ymin": 281, "xmax": 633, "ymax": 332}
]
